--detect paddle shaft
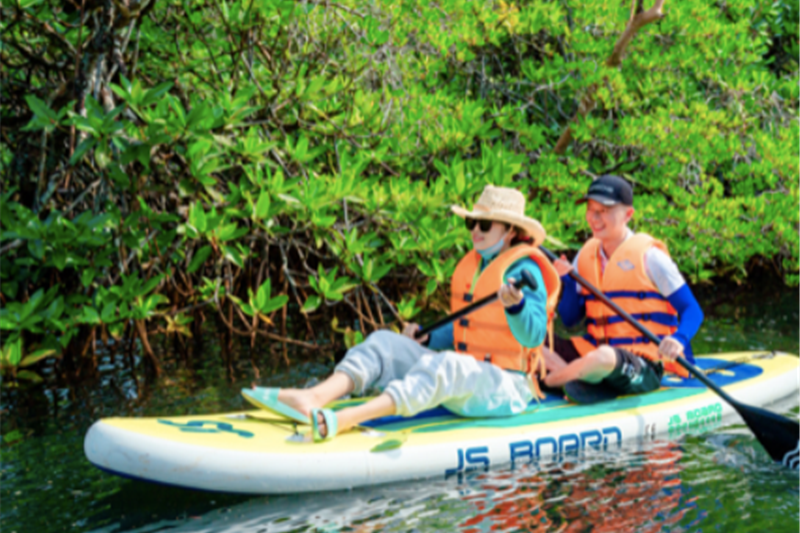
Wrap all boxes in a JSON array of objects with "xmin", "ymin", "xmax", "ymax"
[
  {"xmin": 415, "ymin": 270, "xmax": 538, "ymax": 339},
  {"xmin": 538, "ymin": 246, "xmax": 743, "ymax": 405}
]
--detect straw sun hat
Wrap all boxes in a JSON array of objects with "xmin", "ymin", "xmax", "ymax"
[{"xmin": 451, "ymin": 185, "xmax": 546, "ymax": 246}]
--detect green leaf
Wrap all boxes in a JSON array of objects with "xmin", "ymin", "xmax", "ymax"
[
  {"xmin": 2, "ymin": 338, "xmax": 22, "ymax": 367},
  {"xmin": 16, "ymin": 370, "xmax": 43, "ymax": 383},
  {"xmin": 51, "ymin": 248, "xmax": 67, "ymax": 270},
  {"xmin": 142, "ymin": 82, "xmax": 173, "ymax": 106},
  {"xmin": 255, "ymin": 190, "xmax": 271, "ymax": 219},
  {"xmin": 27, "ymin": 240, "xmax": 44, "ymax": 261},
  {"xmin": 396, "ymin": 296, "xmax": 420, "ymax": 321},
  {"xmin": 371, "ymin": 263, "xmax": 392, "ymax": 283},
  {"xmin": 228, "ymin": 294, "xmax": 254, "ymax": 317},
  {"xmin": 70, "ymin": 137, "xmax": 97, "ymax": 165},
  {"xmin": 82, "ymin": 306, "xmax": 100, "ymax": 324},
  {"xmin": 260, "ymin": 295, "xmax": 288, "ymax": 314},
  {"xmin": 256, "ymin": 280, "xmax": 271, "ymax": 310},
  {"xmin": 1, "ymin": 281, "xmax": 18, "ymax": 299},
  {"xmin": 101, "ymin": 302, "xmax": 116, "ymax": 323},
  {"xmin": 188, "ymin": 245, "xmax": 212, "ymax": 273},
  {"xmin": 96, "ymin": 142, "xmax": 111, "ymax": 169},
  {"xmin": 3, "ymin": 429, "xmax": 23, "ymax": 443},
  {"xmin": 191, "ymin": 203, "xmax": 207, "ymax": 233},
  {"xmin": 19, "ymin": 349, "xmax": 57, "ymax": 367},
  {"xmin": 425, "ymin": 279, "xmax": 438, "ymax": 296},
  {"xmin": 301, "ymin": 295, "xmax": 321, "ymax": 314},
  {"xmin": 221, "ymin": 244, "xmax": 244, "ymax": 268},
  {"xmin": 143, "ymin": 294, "xmax": 168, "ymax": 313},
  {"xmin": 343, "ymin": 327, "xmax": 364, "ymax": 348},
  {"xmin": 81, "ymin": 269, "xmax": 96, "ymax": 288},
  {"xmin": 25, "ymin": 95, "xmax": 58, "ymax": 122},
  {"xmin": 140, "ymin": 274, "xmax": 163, "ymax": 296}
]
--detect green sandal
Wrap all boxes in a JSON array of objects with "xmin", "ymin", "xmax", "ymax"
[
  {"xmin": 310, "ymin": 408, "xmax": 338, "ymax": 442},
  {"xmin": 241, "ymin": 387, "xmax": 309, "ymax": 424}
]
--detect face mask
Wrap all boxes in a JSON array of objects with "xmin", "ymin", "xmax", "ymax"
[{"xmin": 477, "ymin": 231, "xmax": 509, "ymax": 260}]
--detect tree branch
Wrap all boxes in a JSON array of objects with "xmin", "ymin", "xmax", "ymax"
[{"xmin": 554, "ymin": 0, "xmax": 666, "ymax": 155}]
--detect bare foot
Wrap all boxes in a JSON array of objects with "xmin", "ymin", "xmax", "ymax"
[
  {"xmin": 275, "ymin": 388, "xmax": 321, "ymax": 419},
  {"xmin": 313, "ymin": 410, "xmax": 348, "ymax": 439},
  {"xmin": 315, "ymin": 410, "xmax": 328, "ymax": 438}
]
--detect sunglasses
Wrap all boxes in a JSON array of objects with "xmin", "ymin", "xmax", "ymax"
[{"xmin": 464, "ymin": 218, "xmax": 495, "ymax": 232}]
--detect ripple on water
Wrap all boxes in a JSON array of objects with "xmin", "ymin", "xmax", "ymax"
[{"xmin": 34, "ymin": 435, "xmax": 790, "ymax": 533}]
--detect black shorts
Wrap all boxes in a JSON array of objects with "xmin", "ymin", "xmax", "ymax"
[
  {"xmin": 546, "ymin": 335, "xmax": 663, "ymax": 395},
  {"xmin": 602, "ymin": 347, "xmax": 664, "ymax": 395}
]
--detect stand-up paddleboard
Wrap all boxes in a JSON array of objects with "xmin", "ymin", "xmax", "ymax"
[{"xmin": 84, "ymin": 352, "xmax": 799, "ymax": 494}]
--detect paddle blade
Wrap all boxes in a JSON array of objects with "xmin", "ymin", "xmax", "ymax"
[{"xmin": 735, "ymin": 403, "xmax": 800, "ymax": 469}]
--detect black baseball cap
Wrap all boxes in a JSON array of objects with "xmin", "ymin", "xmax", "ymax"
[{"xmin": 575, "ymin": 175, "xmax": 633, "ymax": 206}]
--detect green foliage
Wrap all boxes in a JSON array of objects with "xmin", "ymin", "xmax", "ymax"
[{"xmin": 1, "ymin": 0, "xmax": 797, "ymax": 384}]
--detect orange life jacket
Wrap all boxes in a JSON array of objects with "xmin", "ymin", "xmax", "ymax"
[
  {"xmin": 450, "ymin": 244, "xmax": 561, "ymax": 398},
  {"xmin": 570, "ymin": 233, "xmax": 688, "ymax": 377}
]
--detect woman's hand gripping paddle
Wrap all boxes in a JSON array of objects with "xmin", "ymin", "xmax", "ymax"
[
  {"xmin": 414, "ymin": 270, "xmax": 538, "ymax": 340},
  {"xmin": 539, "ymin": 245, "xmax": 800, "ymax": 470}
]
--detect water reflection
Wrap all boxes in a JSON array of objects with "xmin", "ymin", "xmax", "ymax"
[{"xmin": 460, "ymin": 443, "xmax": 686, "ymax": 533}]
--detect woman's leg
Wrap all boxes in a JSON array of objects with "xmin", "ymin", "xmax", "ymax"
[
  {"xmin": 315, "ymin": 350, "xmax": 531, "ymax": 437},
  {"xmin": 543, "ymin": 345, "xmax": 617, "ymax": 387},
  {"xmin": 315, "ymin": 393, "xmax": 397, "ymax": 438},
  {"xmin": 385, "ymin": 350, "xmax": 532, "ymax": 418},
  {"xmin": 275, "ymin": 372, "xmax": 356, "ymax": 418},
  {"xmin": 267, "ymin": 330, "xmax": 430, "ymax": 430}
]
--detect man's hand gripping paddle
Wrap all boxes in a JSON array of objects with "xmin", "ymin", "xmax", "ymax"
[
  {"xmin": 414, "ymin": 271, "xmax": 538, "ymax": 339},
  {"xmin": 539, "ymin": 245, "xmax": 799, "ymax": 470}
]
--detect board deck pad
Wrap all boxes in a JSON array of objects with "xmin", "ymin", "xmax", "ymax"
[{"xmin": 355, "ymin": 356, "xmax": 765, "ymax": 432}]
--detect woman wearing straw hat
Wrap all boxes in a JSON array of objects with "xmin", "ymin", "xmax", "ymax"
[{"xmin": 242, "ymin": 185, "xmax": 561, "ymax": 442}]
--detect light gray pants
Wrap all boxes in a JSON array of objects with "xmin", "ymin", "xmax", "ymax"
[{"xmin": 334, "ymin": 330, "xmax": 533, "ymax": 418}]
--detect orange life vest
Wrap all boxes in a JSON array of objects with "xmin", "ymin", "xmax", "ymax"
[
  {"xmin": 570, "ymin": 233, "xmax": 688, "ymax": 377},
  {"xmin": 450, "ymin": 244, "xmax": 561, "ymax": 398}
]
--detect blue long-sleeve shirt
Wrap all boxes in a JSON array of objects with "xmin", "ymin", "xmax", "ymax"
[{"xmin": 427, "ymin": 256, "xmax": 549, "ymax": 350}]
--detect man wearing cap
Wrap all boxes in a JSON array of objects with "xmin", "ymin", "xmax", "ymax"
[
  {"xmin": 543, "ymin": 175, "xmax": 705, "ymax": 398},
  {"xmin": 243, "ymin": 185, "xmax": 561, "ymax": 441}
]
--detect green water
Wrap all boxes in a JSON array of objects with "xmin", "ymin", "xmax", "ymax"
[{"xmin": 1, "ymin": 290, "xmax": 798, "ymax": 533}]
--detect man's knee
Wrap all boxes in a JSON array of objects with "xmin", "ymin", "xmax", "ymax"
[{"xmin": 585, "ymin": 345, "xmax": 617, "ymax": 371}]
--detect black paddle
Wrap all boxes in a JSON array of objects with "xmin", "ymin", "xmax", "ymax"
[
  {"xmin": 539, "ymin": 245, "xmax": 800, "ymax": 469},
  {"xmin": 415, "ymin": 270, "xmax": 538, "ymax": 339}
]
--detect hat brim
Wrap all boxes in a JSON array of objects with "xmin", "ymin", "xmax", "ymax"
[
  {"xmin": 451, "ymin": 205, "xmax": 546, "ymax": 247},
  {"xmin": 575, "ymin": 194, "xmax": 624, "ymax": 206}
]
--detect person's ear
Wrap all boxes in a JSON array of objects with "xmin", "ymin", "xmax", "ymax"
[{"xmin": 624, "ymin": 206, "xmax": 635, "ymax": 223}]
